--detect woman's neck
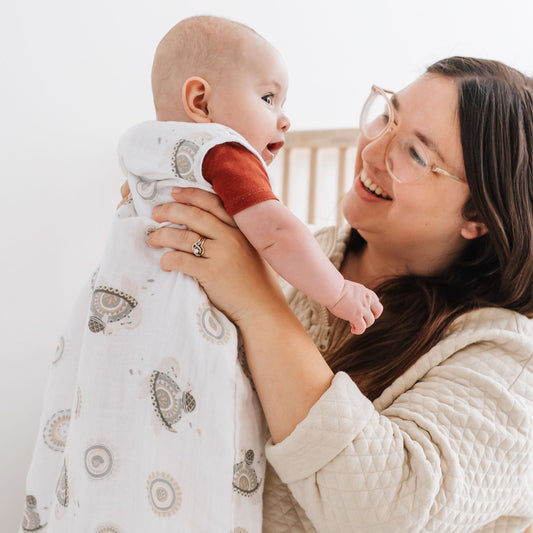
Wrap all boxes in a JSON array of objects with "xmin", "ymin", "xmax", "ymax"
[
  {"xmin": 340, "ymin": 241, "xmax": 403, "ymax": 290},
  {"xmin": 341, "ymin": 234, "xmax": 465, "ymax": 288}
]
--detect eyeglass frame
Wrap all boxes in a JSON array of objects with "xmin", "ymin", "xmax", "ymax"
[{"xmin": 360, "ymin": 85, "xmax": 466, "ymax": 184}]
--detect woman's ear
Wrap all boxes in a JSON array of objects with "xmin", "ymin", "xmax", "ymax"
[
  {"xmin": 460, "ymin": 220, "xmax": 489, "ymax": 240},
  {"xmin": 182, "ymin": 77, "xmax": 212, "ymax": 123}
]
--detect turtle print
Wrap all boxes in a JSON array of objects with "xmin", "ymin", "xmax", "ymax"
[
  {"xmin": 56, "ymin": 460, "xmax": 69, "ymax": 507},
  {"xmin": 21, "ymin": 495, "xmax": 46, "ymax": 532},
  {"xmin": 84, "ymin": 444, "xmax": 115, "ymax": 480},
  {"xmin": 95, "ymin": 525, "xmax": 122, "ymax": 533},
  {"xmin": 197, "ymin": 302, "xmax": 231, "ymax": 344},
  {"xmin": 150, "ymin": 370, "xmax": 196, "ymax": 432},
  {"xmin": 88, "ymin": 286, "xmax": 137, "ymax": 333},
  {"xmin": 135, "ymin": 177, "xmax": 158, "ymax": 200},
  {"xmin": 171, "ymin": 140, "xmax": 199, "ymax": 181},
  {"xmin": 146, "ymin": 472, "xmax": 182, "ymax": 516},
  {"xmin": 232, "ymin": 449, "xmax": 261, "ymax": 497},
  {"xmin": 43, "ymin": 409, "xmax": 71, "ymax": 451}
]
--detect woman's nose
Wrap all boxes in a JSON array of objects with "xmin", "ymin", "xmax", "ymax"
[{"xmin": 360, "ymin": 132, "xmax": 390, "ymax": 169}]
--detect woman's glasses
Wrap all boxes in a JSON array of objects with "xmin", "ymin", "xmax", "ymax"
[{"xmin": 360, "ymin": 85, "xmax": 465, "ymax": 184}]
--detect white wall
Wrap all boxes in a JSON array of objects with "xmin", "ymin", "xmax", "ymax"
[{"xmin": 2, "ymin": 0, "xmax": 532, "ymax": 529}]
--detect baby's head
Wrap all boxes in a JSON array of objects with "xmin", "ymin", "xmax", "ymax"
[{"xmin": 152, "ymin": 16, "xmax": 290, "ymax": 164}]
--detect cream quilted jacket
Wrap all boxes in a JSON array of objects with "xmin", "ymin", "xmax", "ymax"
[{"xmin": 261, "ymin": 225, "xmax": 533, "ymax": 533}]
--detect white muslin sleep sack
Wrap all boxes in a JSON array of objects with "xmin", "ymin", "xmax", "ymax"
[{"xmin": 20, "ymin": 121, "xmax": 267, "ymax": 533}]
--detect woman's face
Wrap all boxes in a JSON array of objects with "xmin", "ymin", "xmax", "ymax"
[{"xmin": 343, "ymin": 74, "xmax": 473, "ymax": 276}]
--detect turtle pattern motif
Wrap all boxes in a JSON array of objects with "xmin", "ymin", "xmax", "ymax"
[
  {"xmin": 88, "ymin": 286, "xmax": 138, "ymax": 333},
  {"xmin": 43, "ymin": 409, "xmax": 71, "ymax": 452},
  {"xmin": 171, "ymin": 140, "xmax": 199, "ymax": 181},
  {"xmin": 56, "ymin": 459, "xmax": 69, "ymax": 508},
  {"xmin": 84, "ymin": 443, "xmax": 116, "ymax": 480},
  {"xmin": 146, "ymin": 471, "xmax": 182, "ymax": 516},
  {"xmin": 150, "ymin": 370, "xmax": 196, "ymax": 432},
  {"xmin": 21, "ymin": 495, "xmax": 47, "ymax": 532},
  {"xmin": 232, "ymin": 449, "xmax": 262, "ymax": 497}
]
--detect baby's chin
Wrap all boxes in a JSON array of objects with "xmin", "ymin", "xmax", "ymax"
[
  {"xmin": 262, "ymin": 142, "xmax": 285, "ymax": 165},
  {"xmin": 261, "ymin": 150, "xmax": 275, "ymax": 165}
]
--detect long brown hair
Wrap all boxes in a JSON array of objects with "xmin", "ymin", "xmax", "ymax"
[{"xmin": 328, "ymin": 57, "xmax": 533, "ymax": 400}]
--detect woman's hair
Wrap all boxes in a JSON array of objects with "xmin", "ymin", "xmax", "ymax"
[{"xmin": 329, "ymin": 57, "xmax": 533, "ymax": 401}]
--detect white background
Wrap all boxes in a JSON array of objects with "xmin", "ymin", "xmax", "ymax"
[{"xmin": 2, "ymin": 0, "xmax": 532, "ymax": 528}]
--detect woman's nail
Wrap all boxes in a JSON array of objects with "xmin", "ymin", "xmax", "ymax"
[{"xmin": 172, "ymin": 187, "xmax": 183, "ymax": 195}]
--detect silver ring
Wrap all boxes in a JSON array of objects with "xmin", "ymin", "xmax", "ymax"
[{"xmin": 192, "ymin": 236, "xmax": 206, "ymax": 257}]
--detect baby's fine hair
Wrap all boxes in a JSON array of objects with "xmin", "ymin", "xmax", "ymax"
[{"xmin": 151, "ymin": 16, "xmax": 263, "ymax": 102}]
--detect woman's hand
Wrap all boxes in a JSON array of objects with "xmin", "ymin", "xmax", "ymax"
[
  {"xmin": 118, "ymin": 180, "xmax": 131, "ymax": 208},
  {"xmin": 149, "ymin": 186, "xmax": 334, "ymax": 443},
  {"xmin": 148, "ymin": 187, "xmax": 288, "ymax": 325}
]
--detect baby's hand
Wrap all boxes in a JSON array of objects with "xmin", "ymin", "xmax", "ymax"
[{"xmin": 327, "ymin": 280, "xmax": 383, "ymax": 335}]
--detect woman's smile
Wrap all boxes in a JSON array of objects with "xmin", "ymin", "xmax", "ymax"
[
  {"xmin": 359, "ymin": 169, "xmax": 392, "ymax": 200},
  {"xmin": 353, "ymin": 171, "xmax": 392, "ymax": 203}
]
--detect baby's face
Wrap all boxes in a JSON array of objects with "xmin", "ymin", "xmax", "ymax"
[{"xmin": 207, "ymin": 37, "xmax": 290, "ymax": 165}]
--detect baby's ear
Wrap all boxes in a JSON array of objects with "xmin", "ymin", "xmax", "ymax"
[{"xmin": 182, "ymin": 77, "xmax": 211, "ymax": 123}]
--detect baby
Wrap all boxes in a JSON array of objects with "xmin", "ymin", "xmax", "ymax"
[
  {"xmin": 20, "ymin": 16, "xmax": 381, "ymax": 533},
  {"xmin": 123, "ymin": 16, "xmax": 382, "ymax": 332}
]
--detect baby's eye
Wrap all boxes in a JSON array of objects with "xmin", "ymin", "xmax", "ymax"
[{"xmin": 262, "ymin": 94, "xmax": 273, "ymax": 105}]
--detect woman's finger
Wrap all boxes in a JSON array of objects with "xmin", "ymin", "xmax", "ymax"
[
  {"xmin": 117, "ymin": 180, "xmax": 132, "ymax": 208},
  {"xmin": 152, "ymin": 202, "xmax": 234, "ymax": 241},
  {"xmin": 120, "ymin": 180, "xmax": 131, "ymax": 199},
  {"xmin": 159, "ymin": 249, "xmax": 210, "ymax": 276},
  {"xmin": 171, "ymin": 187, "xmax": 236, "ymax": 227},
  {"xmin": 148, "ymin": 226, "xmax": 210, "ymax": 256}
]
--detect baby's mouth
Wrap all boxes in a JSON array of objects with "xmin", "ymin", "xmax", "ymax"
[
  {"xmin": 267, "ymin": 141, "xmax": 284, "ymax": 156},
  {"xmin": 360, "ymin": 170, "xmax": 392, "ymax": 200}
]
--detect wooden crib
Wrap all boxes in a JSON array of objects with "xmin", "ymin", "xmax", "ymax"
[{"xmin": 271, "ymin": 128, "xmax": 359, "ymax": 226}]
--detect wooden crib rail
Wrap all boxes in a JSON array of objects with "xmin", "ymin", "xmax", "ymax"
[{"xmin": 280, "ymin": 128, "xmax": 360, "ymax": 226}]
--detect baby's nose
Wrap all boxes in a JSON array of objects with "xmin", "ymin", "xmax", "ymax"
[{"xmin": 279, "ymin": 113, "xmax": 290, "ymax": 132}]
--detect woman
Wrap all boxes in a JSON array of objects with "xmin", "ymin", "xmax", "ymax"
[{"xmin": 148, "ymin": 57, "xmax": 533, "ymax": 531}]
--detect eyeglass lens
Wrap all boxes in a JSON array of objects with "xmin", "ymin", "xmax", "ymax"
[
  {"xmin": 361, "ymin": 92, "xmax": 391, "ymax": 139},
  {"xmin": 360, "ymin": 91, "xmax": 431, "ymax": 183}
]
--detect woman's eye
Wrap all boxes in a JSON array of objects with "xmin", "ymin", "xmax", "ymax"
[
  {"xmin": 378, "ymin": 114, "xmax": 389, "ymax": 127},
  {"xmin": 409, "ymin": 146, "xmax": 427, "ymax": 167},
  {"xmin": 262, "ymin": 94, "xmax": 273, "ymax": 105}
]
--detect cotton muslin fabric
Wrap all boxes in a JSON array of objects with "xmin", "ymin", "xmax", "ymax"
[{"xmin": 20, "ymin": 122, "xmax": 267, "ymax": 533}]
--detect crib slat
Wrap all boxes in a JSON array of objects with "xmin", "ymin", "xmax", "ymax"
[
  {"xmin": 285, "ymin": 129, "xmax": 358, "ymax": 148},
  {"xmin": 308, "ymin": 148, "xmax": 318, "ymax": 224},
  {"xmin": 279, "ymin": 129, "xmax": 359, "ymax": 225},
  {"xmin": 281, "ymin": 147, "xmax": 291, "ymax": 205},
  {"xmin": 337, "ymin": 146, "xmax": 347, "ymax": 226}
]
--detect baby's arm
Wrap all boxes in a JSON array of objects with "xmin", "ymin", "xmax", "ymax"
[
  {"xmin": 234, "ymin": 200, "xmax": 382, "ymax": 334},
  {"xmin": 201, "ymin": 141, "xmax": 381, "ymax": 332}
]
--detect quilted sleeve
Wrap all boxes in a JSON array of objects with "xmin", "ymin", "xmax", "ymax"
[{"xmin": 265, "ymin": 338, "xmax": 533, "ymax": 533}]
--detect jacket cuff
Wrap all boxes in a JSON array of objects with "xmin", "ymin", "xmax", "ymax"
[{"xmin": 265, "ymin": 372, "xmax": 375, "ymax": 484}]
